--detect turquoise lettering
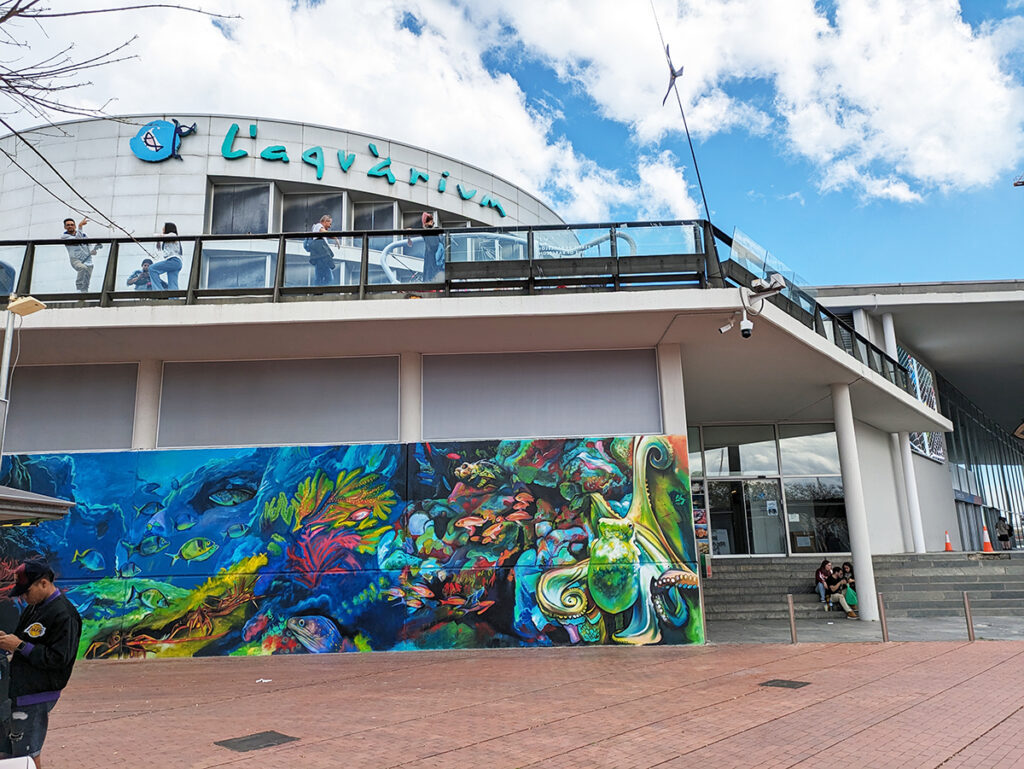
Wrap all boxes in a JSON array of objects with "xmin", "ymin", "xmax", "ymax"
[
  {"xmin": 438, "ymin": 170, "xmax": 449, "ymax": 193},
  {"xmin": 249, "ymin": 124, "xmax": 257, "ymax": 138},
  {"xmin": 479, "ymin": 195, "xmax": 507, "ymax": 217},
  {"xmin": 368, "ymin": 157, "xmax": 396, "ymax": 185},
  {"xmin": 368, "ymin": 142, "xmax": 380, "ymax": 158},
  {"xmin": 302, "ymin": 146, "xmax": 325, "ymax": 180},
  {"xmin": 409, "ymin": 168, "xmax": 429, "ymax": 185},
  {"xmin": 457, "ymin": 183, "xmax": 476, "ymax": 201},
  {"xmin": 338, "ymin": 151, "xmax": 355, "ymax": 172},
  {"xmin": 260, "ymin": 145, "xmax": 289, "ymax": 162},
  {"xmin": 221, "ymin": 123, "xmax": 248, "ymax": 159}
]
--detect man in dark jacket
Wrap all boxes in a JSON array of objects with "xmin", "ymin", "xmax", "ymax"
[{"xmin": 0, "ymin": 560, "xmax": 82, "ymax": 767}]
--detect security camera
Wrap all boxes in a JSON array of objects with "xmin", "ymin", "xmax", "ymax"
[
  {"xmin": 719, "ymin": 317, "xmax": 736, "ymax": 334},
  {"xmin": 740, "ymin": 314, "xmax": 753, "ymax": 338}
]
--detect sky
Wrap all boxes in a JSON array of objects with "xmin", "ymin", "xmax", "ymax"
[{"xmin": 6, "ymin": 0, "xmax": 1024, "ymax": 286}]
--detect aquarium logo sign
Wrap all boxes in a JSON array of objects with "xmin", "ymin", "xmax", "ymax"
[{"xmin": 129, "ymin": 119, "xmax": 198, "ymax": 163}]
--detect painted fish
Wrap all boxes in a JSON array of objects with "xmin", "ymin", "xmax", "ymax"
[
  {"xmin": 408, "ymin": 583, "xmax": 433, "ymax": 598},
  {"xmin": 242, "ymin": 613, "xmax": 270, "ymax": 642},
  {"xmin": 175, "ymin": 513, "xmax": 199, "ymax": 531},
  {"xmin": 455, "ymin": 516, "xmax": 486, "ymax": 529},
  {"xmin": 349, "ymin": 508, "xmax": 371, "ymax": 522},
  {"xmin": 134, "ymin": 501, "xmax": 163, "ymax": 517},
  {"xmin": 124, "ymin": 535, "xmax": 169, "ymax": 557},
  {"xmin": 224, "ymin": 523, "xmax": 247, "ymax": 539},
  {"xmin": 208, "ymin": 487, "xmax": 256, "ymax": 507},
  {"xmin": 141, "ymin": 130, "xmax": 163, "ymax": 152},
  {"xmin": 116, "ymin": 562, "xmax": 142, "ymax": 578},
  {"xmin": 286, "ymin": 615, "xmax": 344, "ymax": 654},
  {"xmin": 504, "ymin": 510, "xmax": 532, "ymax": 522},
  {"xmin": 71, "ymin": 549, "xmax": 106, "ymax": 572},
  {"xmin": 169, "ymin": 537, "xmax": 218, "ymax": 565},
  {"xmin": 127, "ymin": 585, "xmax": 169, "ymax": 610},
  {"xmin": 140, "ymin": 482, "xmax": 161, "ymax": 494}
]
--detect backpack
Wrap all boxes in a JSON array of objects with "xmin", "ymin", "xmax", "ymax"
[{"xmin": 302, "ymin": 237, "xmax": 313, "ymax": 253}]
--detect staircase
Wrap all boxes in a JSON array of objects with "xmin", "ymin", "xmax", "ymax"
[{"xmin": 702, "ymin": 552, "xmax": 1024, "ymax": 621}]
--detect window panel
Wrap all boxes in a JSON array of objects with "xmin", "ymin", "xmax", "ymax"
[
  {"xmin": 702, "ymin": 425, "xmax": 778, "ymax": 477},
  {"xmin": 210, "ymin": 184, "xmax": 270, "ymax": 235},
  {"xmin": 779, "ymin": 424, "xmax": 841, "ymax": 475}
]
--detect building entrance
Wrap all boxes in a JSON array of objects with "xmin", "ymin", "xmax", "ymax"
[{"xmin": 708, "ymin": 479, "xmax": 786, "ymax": 555}]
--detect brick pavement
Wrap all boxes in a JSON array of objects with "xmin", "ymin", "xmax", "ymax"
[{"xmin": 39, "ymin": 641, "xmax": 1024, "ymax": 769}]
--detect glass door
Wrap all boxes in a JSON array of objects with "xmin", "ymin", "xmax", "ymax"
[{"xmin": 708, "ymin": 479, "xmax": 786, "ymax": 555}]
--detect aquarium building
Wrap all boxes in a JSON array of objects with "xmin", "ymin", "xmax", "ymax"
[{"xmin": 0, "ymin": 114, "xmax": 1016, "ymax": 657}]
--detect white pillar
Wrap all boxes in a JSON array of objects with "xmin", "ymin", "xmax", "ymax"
[
  {"xmin": 831, "ymin": 382, "xmax": 878, "ymax": 621},
  {"xmin": 656, "ymin": 343, "xmax": 688, "ymax": 435},
  {"xmin": 881, "ymin": 313, "xmax": 927, "ymax": 553},
  {"xmin": 399, "ymin": 351, "xmax": 422, "ymax": 443},
  {"xmin": 132, "ymin": 360, "xmax": 162, "ymax": 449}
]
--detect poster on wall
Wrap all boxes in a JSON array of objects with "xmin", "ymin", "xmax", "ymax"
[{"xmin": 0, "ymin": 435, "xmax": 703, "ymax": 658}]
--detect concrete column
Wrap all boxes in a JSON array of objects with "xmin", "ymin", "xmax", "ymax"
[
  {"xmin": 131, "ymin": 360, "xmax": 162, "ymax": 450},
  {"xmin": 881, "ymin": 313, "xmax": 927, "ymax": 553},
  {"xmin": 831, "ymin": 382, "xmax": 878, "ymax": 621},
  {"xmin": 656, "ymin": 343, "xmax": 688, "ymax": 435},
  {"xmin": 399, "ymin": 351, "xmax": 422, "ymax": 443}
]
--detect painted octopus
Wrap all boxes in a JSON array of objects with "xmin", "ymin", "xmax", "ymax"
[{"xmin": 536, "ymin": 435, "xmax": 700, "ymax": 645}]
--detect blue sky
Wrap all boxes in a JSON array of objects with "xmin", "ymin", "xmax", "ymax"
[{"xmin": 10, "ymin": 0, "xmax": 1024, "ymax": 286}]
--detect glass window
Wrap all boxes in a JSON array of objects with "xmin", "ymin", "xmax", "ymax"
[
  {"xmin": 210, "ymin": 184, "xmax": 270, "ymax": 234},
  {"xmin": 779, "ymin": 424, "xmax": 841, "ymax": 475},
  {"xmin": 687, "ymin": 425, "xmax": 703, "ymax": 479},
  {"xmin": 702, "ymin": 425, "xmax": 778, "ymax": 477},
  {"xmin": 282, "ymin": 193, "xmax": 344, "ymax": 234},
  {"xmin": 352, "ymin": 201, "xmax": 394, "ymax": 231},
  {"xmin": 783, "ymin": 477, "xmax": 849, "ymax": 552}
]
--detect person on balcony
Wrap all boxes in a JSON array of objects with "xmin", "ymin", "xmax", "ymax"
[
  {"xmin": 309, "ymin": 214, "xmax": 340, "ymax": 286},
  {"xmin": 61, "ymin": 216, "xmax": 99, "ymax": 292},
  {"xmin": 996, "ymin": 516, "xmax": 1012, "ymax": 550},
  {"xmin": 419, "ymin": 211, "xmax": 444, "ymax": 283},
  {"xmin": 149, "ymin": 222, "xmax": 183, "ymax": 290},
  {"xmin": 126, "ymin": 258, "xmax": 154, "ymax": 290}
]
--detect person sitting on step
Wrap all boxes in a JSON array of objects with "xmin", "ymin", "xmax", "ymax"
[
  {"xmin": 826, "ymin": 566, "xmax": 858, "ymax": 618},
  {"xmin": 814, "ymin": 559, "xmax": 832, "ymax": 603}
]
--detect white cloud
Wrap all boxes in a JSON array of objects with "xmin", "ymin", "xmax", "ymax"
[
  {"xmin": 5, "ymin": 0, "xmax": 1022, "ymax": 213},
  {"xmin": 1, "ymin": 0, "xmax": 698, "ymax": 223},
  {"xmin": 482, "ymin": 0, "xmax": 1024, "ymax": 201}
]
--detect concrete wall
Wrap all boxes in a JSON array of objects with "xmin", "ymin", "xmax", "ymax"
[
  {"xmin": 855, "ymin": 418, "xmax": 908, "ymax": 554},
  {"xmin": 913, "ymin": 449, "xmax": 958, "ymax": 550}
]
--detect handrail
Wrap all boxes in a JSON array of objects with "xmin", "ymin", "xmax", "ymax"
[{"xmin": 0, "ymin": 218, "xmax": 915, "ymax": 398}]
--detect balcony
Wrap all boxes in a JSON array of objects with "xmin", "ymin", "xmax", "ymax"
[{"xmin": 0, "ymin": 219, "xmax": 911, "ymax": 395}]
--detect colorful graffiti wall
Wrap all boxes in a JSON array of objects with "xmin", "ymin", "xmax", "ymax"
[{"xmin": 0, "ymin": 435, "xmax": 702, "ymax": 658}]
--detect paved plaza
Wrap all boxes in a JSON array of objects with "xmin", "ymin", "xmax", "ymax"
[{"xmin": 43, "ymin": 633, "xmax": 1024, "ymax": 769}]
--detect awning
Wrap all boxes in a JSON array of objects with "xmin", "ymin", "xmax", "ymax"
[{"xmin": 0, "ymin": 485, "xmax": 73, "ymax": 524}]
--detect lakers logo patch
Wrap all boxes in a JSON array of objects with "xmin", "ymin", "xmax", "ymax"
[{"xmin": 25, "ymin": 622, "xmax": 44, "ymax": 639}]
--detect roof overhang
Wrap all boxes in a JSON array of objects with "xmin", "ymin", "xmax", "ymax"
[
  {"xmin": 0, "ymin": 485, "xmax": 73, "ymax": 524},
  {"xmin": 815, "ymin": 282, "xmax": 1024, "ymax": 437},
  {"xmin": 7, "ymin": 288, "xmax": 952, "ymax": 435}
]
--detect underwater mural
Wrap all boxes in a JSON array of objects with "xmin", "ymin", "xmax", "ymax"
[{"xmin": 0, "ymin": 435, "xmax": 701, "ymax": 659}]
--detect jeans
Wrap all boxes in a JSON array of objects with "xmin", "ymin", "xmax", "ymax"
[
  {"xmin": 1, "ymin": 700, "xmax": 55, "ymax": 758},
  {"xmin": 149, "ymin": 255, "xmax": 182, "ymax": 290},
  {"xmin": 69, "ymin": 258, "xmax": 93, "ymax": 292},
  {"xmin": 815, "ymin": 582, "xmax": 826, "ymax": 602}
]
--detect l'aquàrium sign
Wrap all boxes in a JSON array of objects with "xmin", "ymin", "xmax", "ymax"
[{"xmin": 129, "ymin": 118, "xmax": 508, "ymax": 217}]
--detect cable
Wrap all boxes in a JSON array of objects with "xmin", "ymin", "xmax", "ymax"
[
  {"xmin": 6, "ymin": 314, "xmax": 23, "ymax": 399},
  {"xmin": 650, "ymin": 0, "xmax": 714, "ymax": 226}
]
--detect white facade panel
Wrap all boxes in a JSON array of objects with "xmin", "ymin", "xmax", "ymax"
[{"xmin": 855, "ymin": 418, "xmax": 908, "ymax": 554}]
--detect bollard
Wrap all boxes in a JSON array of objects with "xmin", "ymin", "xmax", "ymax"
[
  {"xmin": 963, "ymin": 591, "xmax": 975, "ymax": 642},
  {"xmin": 877, "ymin": 592, "xmax": 889, "ymax": 642},
  {"xmin": 786, "ymin": 594, "xmax": 797, "ymax": 644}
]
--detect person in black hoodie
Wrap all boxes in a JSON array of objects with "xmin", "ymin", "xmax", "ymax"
[{"xmin": 0, "ymin": 560, "xmax": 82, "ymax": 767}]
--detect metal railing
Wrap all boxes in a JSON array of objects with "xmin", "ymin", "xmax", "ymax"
[{"xmin": 0, "ymin": 218, "xmax": 911, "ymax": 394}]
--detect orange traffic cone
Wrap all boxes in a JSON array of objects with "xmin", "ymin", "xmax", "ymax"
[
  {"xmin": 944, "ymin": 531, "xmax": 954, "ymax": 551},
  {"xmin": 982, "ymin": 524, "xmax": 994, "ymax": 552}
]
